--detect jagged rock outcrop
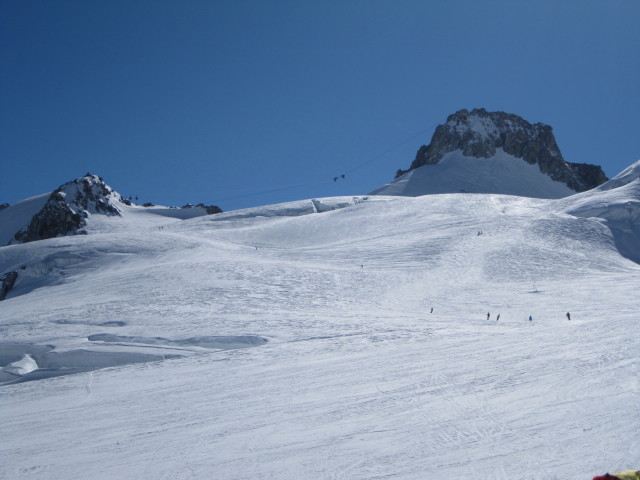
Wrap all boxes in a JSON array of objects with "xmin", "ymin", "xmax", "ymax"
[
  {"xmin": 396, "ymin": 108, "xmax": 607, "ymax": 192},
  {"xmin": 8, "ymin": 174, "xmax": 225, "ymax": 245},
  {"xmin": 0, "ymin": 203, "xmax": 9, "ymax": 211},
  {"xmin": 0, "ymin": 270, "xmax": 18, "ymax": 301},
  {"xmin": 180, "ymin": 203, "xmax": 223, "ymax": 214},
  {"xmin": 195, "ymin": 203, "xmax": 223, "ymax": 215},
  {"xmin": 13, "ymin": 174, "xmax": 127, "ymax": 244}
]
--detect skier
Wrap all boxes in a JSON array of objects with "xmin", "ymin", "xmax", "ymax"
[
  {"xmin": 566, "ymin": 312, "xmax": 571, "ymax": 320},
  {"xmin": 593, "ymin": 471, "xmax": 640, "ymax": 480},
  {"xmin": 529, "ymin": 315, "xmax": 532, "ymax": 322},
  {"xmin": 430, "ymin": 307, "xmax": 433, "ymax": 314},
  {"xmin": 487, "ymin": 312, "xmax": 490, "ymax": 321},
  {"xmin": 496, "ymin": 314, "xmax": 500, "ymax": 321}
]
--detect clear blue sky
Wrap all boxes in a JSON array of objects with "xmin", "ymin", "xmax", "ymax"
[{"xmin": 2, "ymin": 0, "xmax": 639, "ymax": 211}]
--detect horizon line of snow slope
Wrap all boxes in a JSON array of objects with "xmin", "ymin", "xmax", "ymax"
[
  {"xmin": 82, "ymin": 201, "xmax": 219, "ymax": 235},
  {"xmin": 0, "ymin": 190, "xmax": 216, "ymax": 245},
  {"xmin": 1, "ymin": 180, "xmax": 639, "ymax": 478},
  {"xmin": 371, "ymin": 149, "xmax": 575, "ymax": 198}
]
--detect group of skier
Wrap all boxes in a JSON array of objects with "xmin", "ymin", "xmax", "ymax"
[
  {"xmin": 427, "ymin": 309, "xmax": 573, "ymax": 322},
  {"xmin": 481, "ymin": 312, "xmax": 571, "ymax": 322}
]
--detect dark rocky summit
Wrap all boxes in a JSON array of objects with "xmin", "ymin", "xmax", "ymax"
[
  {"xmin": 13, "ymin": 174, "xmax": 126, "ymax": 244},
  {"xmin": 9, "ymin": 174, "xmax": 224, "ymax": 245},
  {"xmin": 0, "ymin": 203, "xmax": 9, "ymax": 211},
  {"xmin": 396, "ymin": 108, "xmax": 607, "ymax": 192}
]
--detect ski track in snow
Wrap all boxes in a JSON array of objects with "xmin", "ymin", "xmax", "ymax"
[{"xmin": 1, "ymin": 193, "xmax": 639, "ymax": 479}]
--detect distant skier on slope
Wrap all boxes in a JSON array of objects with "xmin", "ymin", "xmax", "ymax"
[
  {"xmin": 496, "ymin": 314, "xmax": 500, "ymax": 321},
  {"xmin": 529, "ymin": 315, "xmax": 532, "ymax": 322},
  {"xmin": 487, "ymin": 312, "xmax": 490, "ymax": 321},
  {"xmin": 593, "ymin": 470, "xmax": 640, "ymax": 480},
  {"xmin": 566, "ymin": 312, "xmax": 571, "ymax": 320}
]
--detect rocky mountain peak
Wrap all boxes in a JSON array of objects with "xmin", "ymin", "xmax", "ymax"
[
  {"xmin": 13, "ymin": 174, "xmax": 128, "ymax": 244},
  {"xmin": 396, "ymin": 108, "xmax": 607, "ymax": 193},
  {"xmin": 6, "ymin": 174, "xmax": 225, "ymax": 246}
]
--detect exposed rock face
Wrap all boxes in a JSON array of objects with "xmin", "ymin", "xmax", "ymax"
[
  {"xmin": 13, "ymin": 174, "xmax": 127, "ymax": 244},
  {"xmin": 396, "ymin": 108, "xmax": 607, "ymax": 192},
  {"xmin": 0, "ymin": 271, "xmax": 18, "ymax": 301},
  {"xmin": 181, "ymin": 203, "xmax": 223, "ymax": 214},
  {"xmin": 195, "ymin": 203, "xmax": 223, "ymax": 215},
  {"xmin": 0, "ymin": 203, "xmax": 9, "ymax": 211}
]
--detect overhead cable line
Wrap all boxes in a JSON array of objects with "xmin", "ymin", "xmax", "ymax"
[
  {"xmin": 211, "ymin": 180, "xmax": 328, "ymax": 204},
  {"xmin": 212, "ymin": 123, "xmax": 436, "ymax": 204},
  {"xmin": 343, "ymin": 123, "xmax": 437, "ymax": 176}
]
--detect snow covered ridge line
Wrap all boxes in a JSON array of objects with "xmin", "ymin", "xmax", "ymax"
[
  {"xmin": 205, "ymin": 196, "xmax": 371, "ymax": 221},
  {"xmin": 595, "ymin": 158, "xmax": 640, "ymax": 191},
  {"xmin": 557, "ymin": 159, "xmax": 640, "ymax": 264}
]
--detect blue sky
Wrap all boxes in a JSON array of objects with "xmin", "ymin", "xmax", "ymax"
[{"xmin": 2, "ymin": 0, "xmax": 639, "ymax": 211}]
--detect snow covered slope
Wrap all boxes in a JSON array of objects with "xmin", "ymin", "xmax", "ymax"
[
  {"xmin": 556, "ymin": 159, "xmax": 640, "ymax": 263},
  {"xmin": 1, "ymin": 165, "xmax": 639, "ymax": 479},
  {"xmin": 371, "ymin": 149, "xmax": 576, "ymax": 198}
]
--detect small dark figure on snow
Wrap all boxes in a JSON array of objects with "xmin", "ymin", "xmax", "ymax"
[
  {"xmin": 496, "ymin": 314, "xmax": 500, "ymax": 321},
  {"xmin": 487, "ymin": 312, "xmax": 490, "ymax": 321},
  {"xmin": 430, "ymin": 307, "xmax": 433, "ymax": 314},
  {"xmin": 566, "ymin": 312, "xmax": 571, "ymax": 320},
  {"xmin": 529, "ymin": 315, "xmax": 532, "ymax": 322}
]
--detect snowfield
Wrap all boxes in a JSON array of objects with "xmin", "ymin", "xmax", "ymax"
[
  {"xmin": 371, "ymin": 149, "xmax": 576, "ymax": 198},
  {"xmin": 1, "ymin": 165, "xmax": 640, "ymax": 479}
]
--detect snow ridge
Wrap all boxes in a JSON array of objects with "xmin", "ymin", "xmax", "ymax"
[{"xmin": 557, "ymin": 159, "xmax": 640, "ymax": 263}]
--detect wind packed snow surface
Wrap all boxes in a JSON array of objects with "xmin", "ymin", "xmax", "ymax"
[
  {"xmin": 1, "ymin": 188, "xmax": 639, "ymax": 479},
  {"xmin": 371, "ymin": 149, "xmax": 575, "ymax": 198}
]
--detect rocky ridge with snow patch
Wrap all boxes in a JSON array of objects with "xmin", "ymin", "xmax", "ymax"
[
  {"xmin": 396, "ymin": 108, "xmax": 607, "ymax": 193},
  {"xmin": 12, "ymin": 174, "xmax": 127, "ymax": 244},
  {"xmin": 7, "ymin": 174, "xmax": 224, "ymax": 245}
]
